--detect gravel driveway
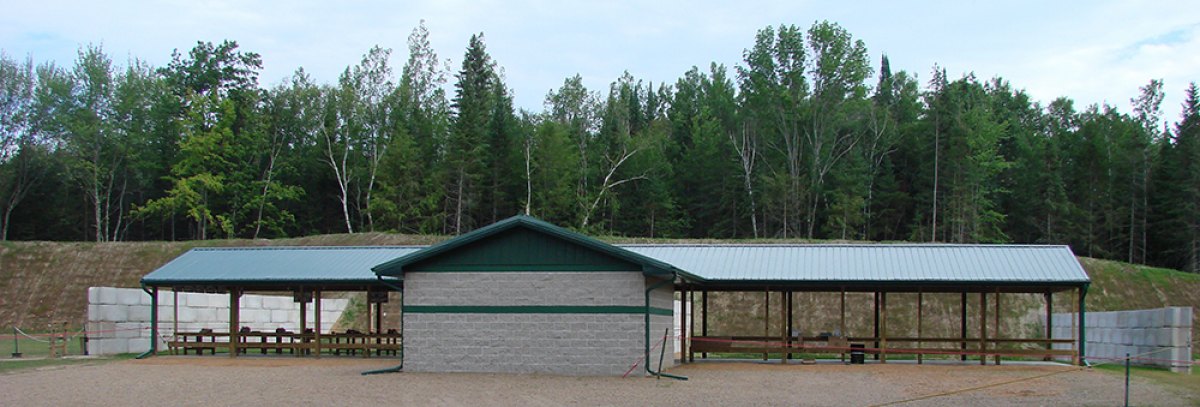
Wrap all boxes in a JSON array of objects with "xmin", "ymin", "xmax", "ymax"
[{"xmin": 1, "ymin": 357, "xmax": 1193, "ymax": 406}]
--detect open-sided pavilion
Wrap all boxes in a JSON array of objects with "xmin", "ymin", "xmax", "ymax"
[
  {"xmin": 138, "ymin": 215, "xmax": 1091, "ymax": 374},
  {"xmin": 140, "ymin": 246, "xmax": 416, "ymax": 357},
  {"xmin": 626, "ymin": 244, "xmax": 1091, "ymax": 365}
]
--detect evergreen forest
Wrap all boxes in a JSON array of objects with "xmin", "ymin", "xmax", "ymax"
[{"xmin": 1, "ymin": 21, "xmax": 1198, "ymax": 273}]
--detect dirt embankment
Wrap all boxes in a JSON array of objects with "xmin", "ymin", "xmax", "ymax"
[{"xmin": 1, "ymin": 235, "xmax": 1198, "ymax": 344}]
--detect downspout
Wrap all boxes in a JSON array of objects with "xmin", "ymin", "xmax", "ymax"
[
  {"xmin": 645, "ymin": 275, "xmax": 687, "ymax": 380},
  {"xmin": 1079, "ymin": 283, "xmax": 1089, "ymax": 366},
  {"xmin": 136, "ymin": 283, "xmax": 157, "ymax": 359},
  {"xmin": 363, "ymin": 277, "xmax": 405, "ymax": 375}
]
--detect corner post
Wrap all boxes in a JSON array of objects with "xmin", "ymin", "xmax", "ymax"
[{"xmin": 1078, "ymin": 283, "xmax": 1089, "ymax": 365}]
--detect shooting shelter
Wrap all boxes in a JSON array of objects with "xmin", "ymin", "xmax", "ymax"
[{"xmin": 139, "ymin": 215, "xmax": 1091, "ymax": 375}]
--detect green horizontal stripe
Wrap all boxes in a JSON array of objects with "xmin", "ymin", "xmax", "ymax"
[{"xmin": 406, "ymin": 305, "xmax": 672, "ymax": 316}]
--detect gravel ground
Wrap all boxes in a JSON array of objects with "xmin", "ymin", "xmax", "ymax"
[{"xmin": 1, "ymin": 357, "xmax": 1194, "ymax": 406}]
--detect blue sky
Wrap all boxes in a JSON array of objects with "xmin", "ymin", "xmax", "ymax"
[{"xmin": 3, "ymin": 1, "xmax": 1197, "ymax": 122}]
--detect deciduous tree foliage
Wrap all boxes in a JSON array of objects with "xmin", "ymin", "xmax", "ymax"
[{"xmin": 3, "ymin": 21, "xmax": 1199, "ymax": 273}]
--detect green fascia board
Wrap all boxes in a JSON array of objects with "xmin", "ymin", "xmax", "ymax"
[
  {"xmin": 141, "ymin": 277, "xmax": 403, "ymax": 289},
  {"xmin": 405, "ymin": 305, "xmax": 672, "ymax": 316},
  {"xmin": 372, "ymin": 215, "xmax": 681, "ymax": 278},
  {"xmin": 680, "ymin": 279, "xmax": 1088, "ymax": 292}
]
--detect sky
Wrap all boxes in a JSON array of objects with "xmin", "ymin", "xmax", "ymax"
[{"xmin": 3, "ymin": 0, "xmax": 1198, "ymax": 123}]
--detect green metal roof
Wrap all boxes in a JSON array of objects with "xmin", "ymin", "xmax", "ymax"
[
  {"xmin": 371, "ymin": 215, "xmax": 682, "ymax": 278},
  {"xmin": 621, "ymin": 244, "xmax": 1090, "ymax": 288},
  {"xmin": 140, "ymin": 246, "xmax": 416, "ymax": 288}
]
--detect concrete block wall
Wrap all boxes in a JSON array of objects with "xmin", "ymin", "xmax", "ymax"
[
  {"xmin": 86, "ymin": 287, "xmax": 349, "ymax": 355},
  {"xmin": 403, "ymin": 271, "xmax": 670, "ymax": 375},
  {"xmin": 1047, "ymin": 306, "xmax": 1192, "ymax": 373}
]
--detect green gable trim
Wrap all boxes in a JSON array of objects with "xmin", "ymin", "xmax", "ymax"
[
  {"xmin": 405, "ymin": 305, "xmax": 673, "ymax": 316},
  {"xmin": 373, "ymin": 215, "xmax": 680, "ymax": 278}
]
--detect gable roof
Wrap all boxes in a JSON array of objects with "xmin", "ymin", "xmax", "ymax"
[
  {"xmin": 141, "ymin": 246, "xmax": 416, "ymax": 289},
  {"xmin": 371, "ymin": 215, "xmax": 683, "ymax": 278}
]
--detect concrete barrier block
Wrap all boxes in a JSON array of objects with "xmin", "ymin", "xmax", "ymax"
[
  {"xmin": 176, "ymin": 308, "xmax": 198, "ymax": 323},
  {"xmin": 242, "ymin": 295, "xmax": 264, "ymax": 309},
  {"xmin": 115, "ymin": 323, "xmax": 142, "ymax": 338},
  {"xmin": 1169, "ymin": 327, "xmax": 1190, "ymax": 346},
  {"xmin": 88, "ymin": 287, "xmax": 101, "ymax": 304},
  {"xmin": 116, "ymin": 289, "xmax": 142, "ymax": 306},
  {"xmin": 127, "ymin": 305, "xmax": 151, "ymax": 322},
  {"xmin": 102, "ymin": 305, "xmax": 129, "ymax": 322},
  {"xmin": 242, "ymin": 309, "xmax": 270, "ymax": 324},
  {"xmin": 270, "ymin": 310, "xmax": 290, "ymax": 323},
  {"xmin": 1165, "ymin": 307, "xmax": 1192, "ymax": 327},
  {"xmin": 98, "ymin": 287, "xmax": 118, "ymax": 305},
  {"xmin": 96, "ymin": 339, "xmax": 128, "ymax": 355}
]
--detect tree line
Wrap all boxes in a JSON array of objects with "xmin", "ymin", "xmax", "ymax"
[{"xmin": 1, "ymin": 21, "xmax": 1198, "ymax": 272}]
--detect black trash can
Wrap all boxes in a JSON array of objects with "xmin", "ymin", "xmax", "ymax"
[{"xmin": 850, "ymin": 343, "xmax": 865, "ymax": 364}]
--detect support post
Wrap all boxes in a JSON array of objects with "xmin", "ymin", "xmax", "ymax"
[
  {"xmin": 364, "ymin": 294, "xmax": 372, "ymax": 358},
  {"xmin": 917, "ymin": 290, "xmax": 923, "ymax": 365},
  {"xmin": 314, "ymin": 289, "xmax": 322, "ymax": 358},
  {"xmin": 763, "ymin": 289, "xmax": 769, "ymax": 361},
  {"xmin": 1071, "ymin": 287, "xmax": 1078, "ymax": 365},
  {"xmin": 172, "ymin": 290, "xmax": 179, "ymax": 354},
  {"xmin": 681, "ymin": 287, "xmax": 688, "ymax": 364},
  {"xmin": 229, "ymin": 288, "xmax": 240, "ymax": 358},
  {"xmin": 701, "ymin": 290, "xmax": 708, "ymax": 359},
  {"xmin": 150, "ymin": 286, "xmax": 159, "ymax": 355},
  {"xmin": 880, "ymin": 292, "xmax": 887, "ymax": 363},
  {"xmin": 785, "ymin": 290, "xmax": 792, "ymax": 361},
  {"xmin": 873, "ymin": 291, "xmax": 880, "ymax": 360},
  {"xmin": 299, "ymin": 290, "xmax": 307, "ymax": 357},
  {"xmin": 960, "ymin": 292, "xmax": 968, "ymax": 361},
  {"xmin": 1044, "ymin": 292, "xmax": 1053, "ymax": 361},
  {"xmin": 1078, "ymin": 284, "xmax": 1088, "ymax": 366},
  {"xmin": 994, "ymin": 288, "xmax": 1001, "ymax": 365},
  {"xmin": 688, "ymin": 289, "xmax": 695, "ymax": 362},
  {"xmin": 980, "ymin": 292, "xmax": 987, "ymax": 365},
  {"xmin": 840, "ymin": 288, "xmax": 846, "ymax": 363},
  {"xmin": 375, "ymin": 301, "xmax": 383, "ymax": 356}
]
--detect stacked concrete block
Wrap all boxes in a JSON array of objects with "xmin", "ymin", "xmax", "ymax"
[
  {"xmin": 1045, "ymin": 306, "xmax": 1192, "ymax": 373},
  {"xmin": 86, "ymin": 286, "xmax": 350, "ymax": 355},
  {"xmin": 403, "ymin": 272, "xmax": 672, "ymax": 376}
]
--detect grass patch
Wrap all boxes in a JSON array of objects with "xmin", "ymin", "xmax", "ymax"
[
  {"xmin": 1093, "ymin": 363, "xmax": 1200, "ymax": 399},
  {"xmin": 0, "ymin": 334, "xmax": 86, "ymax": 358},
  {"xmin": 0, "ymin": 353, "xmax": 134, "ymax": 374}
]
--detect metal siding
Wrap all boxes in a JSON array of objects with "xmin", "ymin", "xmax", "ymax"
[{"xmin": 619, "ymin": 245, "xmax": 1089, "ymax": 284}]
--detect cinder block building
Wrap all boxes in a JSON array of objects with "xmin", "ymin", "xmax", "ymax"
[{"xmin": 372, "ymin": 216, "xmax": 679, "ymax": 376}]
